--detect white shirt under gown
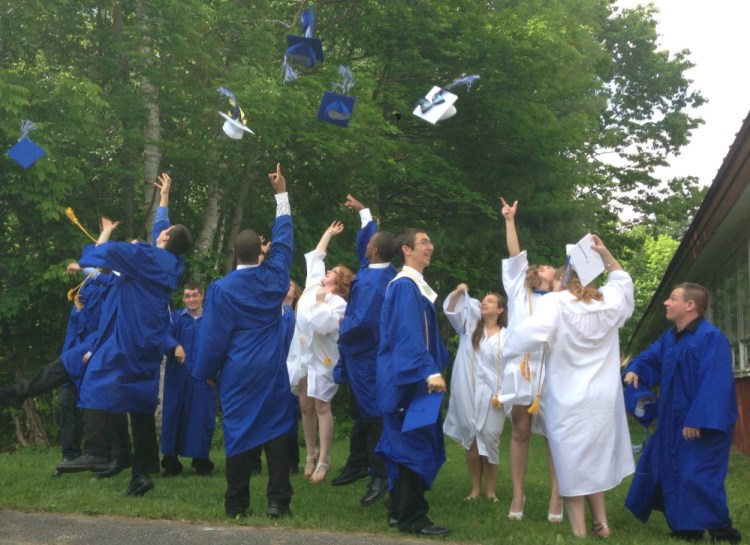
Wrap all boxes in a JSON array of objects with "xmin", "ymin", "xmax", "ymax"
[
  {"xmin": 502, "ymin": 270, "xmax": 635, "ymax": 497},
  {"xmin": 286, "ymin": 249, "xmax": 346, "ymax": 402},
  {"xmin": 442, "ymin": 291, "xmax": 506, "ymax": 465}
]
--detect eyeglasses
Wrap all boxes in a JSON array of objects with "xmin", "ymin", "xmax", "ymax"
[{"xmin": 414, "ymin": 239, "xmax": 434, "ymax": 248}]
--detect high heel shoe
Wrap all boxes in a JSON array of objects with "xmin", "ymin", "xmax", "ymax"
[
  {"xmin": 508, "ymin": 496, "xmax": 525, "ymax": 521},
  {"xmin": 548, "ymin": 502, "xmax": 564, "ymax": 523},
  {"xmin": 592, "ymin": 521, "xmax": 611, "ymax": 538}
]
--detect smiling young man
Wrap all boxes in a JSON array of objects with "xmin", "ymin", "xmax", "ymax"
[
  {"xmin": 375, "ymin": 228, "xmax": 450, "ymax": 537},
  {"xmin": 624, "ymin": 283, "xmax": 741, "ymax": 544}
]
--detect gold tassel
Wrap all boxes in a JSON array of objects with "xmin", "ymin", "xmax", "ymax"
[
  {"xmin": 65, "ymin": 207, "xmax": 97, "ymax": 243},
  {"xmin": 527, "ymin": 392, "xmax": 540, "ymax": 414},
  {"xmin": 520, "ymin": 354, "xmax": 531, "ymax": 381},
  {"xmin": 527, "ymin": 343, "xmax": 547, "ymax": 415},
  {"xmin": 323, "ymin": 356, "xmax": 332, "ymax": 366},
  {"xmin": 66, "ymin": 269, "xmax": 98, "ymax": 311}
]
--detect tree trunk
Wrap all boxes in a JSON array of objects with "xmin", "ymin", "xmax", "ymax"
[
  {"xmin": 136, "ymin": 4, "xmax": 162, "ymax": 240},
  {"xmin": 223, "ymin": 160, "xmax": 255, "ymax": 274},
  {"xmin": 194, "ymin": 176, "xmax": 224, "ymax": 255}
]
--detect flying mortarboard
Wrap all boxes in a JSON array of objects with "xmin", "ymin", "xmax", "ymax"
[
  {"xmin": 217, "ymin": 87, "xmax": 255, "ymax": 139},
  {"xmin": 6, "ymin": 120, "xmax": 46, "ymax": 169},
  {"xmin": 412, "ymin": 75, "xmax": 480, "ymax": 124},
  {"xmin": 562, "ymin": 233, "xmax": 605, "ymax": 287},
  {"xmin": 317, "ymin": 66, "xmax": 356, "ymax": 127},
  {"xmin": 282, "ymin": 7, "xmax": 324, "ymax": 83}
]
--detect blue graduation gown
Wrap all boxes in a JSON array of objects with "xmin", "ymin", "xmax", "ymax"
[
  {"xmin": 192, "ymin": 215, "xmax": 294, "ymax": 457},
  {"xmin": 59, "ymin": 246, "xmax": 115, "ymax": 389},
  {"xmin": 338, "ymin": 220, "xmax": 397, "ymax": 418},
  {"xmin": 375, "ymin": 277, "xmax": 449, "ymax": 488},
  {"xmin": 625, "ymin": 319, "xmax": 738, "ymax": 530},
  {"xmin": 77, "ymin": 225, "xmax": 184, "ymax": 413},
  {"xmin": 161, "ymin": 309, "xmax": 217, "ymax": 458}
]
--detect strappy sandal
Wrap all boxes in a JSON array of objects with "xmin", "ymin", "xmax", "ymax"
[
  {"xmin": 309, "ymin": 461, "xmax": 329, "ymax": 484},
  {"xmin": 592, "ymin": 522, "xmax": 611, "ymax": 538},
  {"xmin": 303, "ymin": 455, "xmax": 317, "ymax": 479}
]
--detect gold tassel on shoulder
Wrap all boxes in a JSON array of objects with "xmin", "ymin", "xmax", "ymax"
[{"xmin": 65, "ymin": 207, "xmax": 97, "ymax": 243}]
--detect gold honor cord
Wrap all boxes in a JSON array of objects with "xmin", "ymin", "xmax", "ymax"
[
  {"xmin": 527, "ymin": 342, "xmax": 547, "ymax": 415},
  {"xmin": 67, "ymin": 268, "xmax": 99, "ymax": 311},
  {"xmin": 519, "ymin": 287, "xmax": 534, "ymax": 381},
  {"xmin": 491, "ymin": 329, "xmax": 503, "ymax": 409},
  {"xmin": 65, "ymin": 207, "xmax": 97, "ymax": 243}
]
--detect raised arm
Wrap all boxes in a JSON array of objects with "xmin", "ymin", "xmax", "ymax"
[
  {"xmin": 97, "ymin": 216, "xmax": 120, "ymax": 245},
  {"xmin": 315, "ymin": 220, "xmax": 344, "ymax": 253},
  {"xmin": 155, "ymin": 172, "xmax": 171, "ymax": 207},
  {"xmin": 500, "ymin": 197, "xmax": 520, "ymax": 257},
  {"xmin": 590, "ymin": 234, "xmax": 623, "ymax": 272},
  {"xmin": 445, "ymin": 283, "xmax": 469, "ymax": 313}
]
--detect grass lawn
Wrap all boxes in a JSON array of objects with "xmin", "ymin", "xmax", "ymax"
[{"xmin": 1, "ymin": 424, "xmax": 748, "ymax": 544}]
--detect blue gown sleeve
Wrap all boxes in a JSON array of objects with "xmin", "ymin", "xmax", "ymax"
[
  {"xmin": 626, "ymin": 334, "xmax": 665, "ymax": 388},
  {"xmin": 153, "ymin": 206, "xmax": 171, "ymax": 244},
  {"xmin": 356, "ymin": 220, "xmax": 377, "ymax": 265},
  {"xmin": 192, "ymin": 284, "xmax": 233, "ymax": 381}
]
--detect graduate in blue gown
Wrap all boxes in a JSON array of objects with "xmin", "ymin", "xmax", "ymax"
[
  {"xmin": 75, "ymin": 172, "xmax": 191, "ymax": 496},
  {"xmin": 160, "ymin": 282, "xmax": 216, "ymax": 477},
  {"xmin": 334, "ymin": 194, "xmax": 396, "ymax": 505},
  {"xmin": 375, "ymin": 228, "xmax": 451, "ymax": 537},
  {"xmin": 624, "ymin": 283, "xmax": 741, "ymax": 544},
  {"xmin": 192, "ymin": 164, "xmax": 295, "ymax": 519}
]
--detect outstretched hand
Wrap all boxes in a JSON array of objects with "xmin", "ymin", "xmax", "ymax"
[
  {"xmin": 100, "ymin": 216, "xmax": 120, "ymax": 232},
  {"xmin": 499, "ymin": 197, "xmax": 518, "ymax": 221},
  {"xmin": 154, "ymin": 172, "xmax": 171, "ymax": 196},
  {"xmin": 268, "ymin": 163, "xmax": 286, "ymax": 193},
  {"xmin": 344, "ymin": 194, "xmax": 365, "ymax": 212},
  {"xmin": 326, "ymin": 220, "xmax": 344, "ymax": 236}
]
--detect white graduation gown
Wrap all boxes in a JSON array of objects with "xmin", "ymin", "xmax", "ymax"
[
  {"xmin": 502, "ymin": 270, "xmax": 636, "ymax": 497},
  {"xmin": 443, "ymin": 292, "xmax": 506, "ymax": 465},
  {"xmin": 286, "ymin": 250, "xmax": 346, "ymax": 402}
]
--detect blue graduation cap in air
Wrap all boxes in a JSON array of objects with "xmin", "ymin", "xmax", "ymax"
[
  {"xmin": 282, "ymin": 7, "xmax": 324, "ymax": 82},
  {"xmin": 6, "ymin": 120, "xmax": 46, "ymax": 168},
  {"xmin": 413, "ymin": 75, "xmax": 480, "ymax": 124},
  {"xmin": 317, "ymin": 66, "xmax": 356, "ymax": 127},
  {"xmin": 623, "ymin": 383, "xmax": 657, "ymax": 427}
]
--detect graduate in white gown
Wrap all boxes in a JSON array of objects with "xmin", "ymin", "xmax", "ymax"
[
  {"xmin": 502, "ymin": 235, "xmax": 635, "ymax": 538},
  {"xmin": 499, "ymin": 198, "xmax": 562, "ymax": 522},
  {"xmin": 443, "ymin": 284, "xmax": 507, "ymax": 502},
  {"xmin": 286, "ymin": 221, "xmax": 354, "ymax": 484}
]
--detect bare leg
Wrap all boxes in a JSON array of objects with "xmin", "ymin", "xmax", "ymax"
[
  {"xmin": 565, "ymin": 496, "xmax": 587, "ymax": 537},
  {"xmin": 587, "ymin": 492, "xmax": 610, "ymax": 537},
  {"xmin": 481, "ymin": 456, "xmax": 499, "ymax": 500},
  {"xmin": 298, "ymin": 377, "xmax": 317, "ymax": 478},
  {"xmin": 465, "ymin": 440, "xmax": 482, "ymax": 498},
  {"xmin": 509, "ymin": 405, "xmax": 532, "ymax": 513},
  {"xmin": 310, "ymin": 398, "xmax": 332, "ymax": 483},
  {"xmin": 545, "ymin": 439, "xmax": 563, "ymax": 519}
]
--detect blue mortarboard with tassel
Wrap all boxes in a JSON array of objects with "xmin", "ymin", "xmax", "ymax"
[
  {"xmin": 317, "ymin": 66, "xmax": 356, "ymax": 127},
  {"xmin": 623, "ymin": 383, "xmax": 658, "ymax": 427},
  {"xmin": 282, "ymin": 6, "xmax": 324, "ymax": 83},
  {"xmin": 412, "ymin": 75, "xmax": 480, "ymax": 124},
  {"xmin": 217, "ymin": 87, "xmax": 255, "ymax": 139},
  {"xmin": 6, "ymin": 120, "xmax": 46, "ymax": 168}
]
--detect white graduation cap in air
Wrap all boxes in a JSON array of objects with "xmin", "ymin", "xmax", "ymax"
[{"xmin": 563, "ymin": 233, "xmax": 605, "ymax": 287}]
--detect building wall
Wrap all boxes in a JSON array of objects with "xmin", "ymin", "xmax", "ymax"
[{"xmin": 735, "ymin": 377, "xmax": 750, "ymax": 455}]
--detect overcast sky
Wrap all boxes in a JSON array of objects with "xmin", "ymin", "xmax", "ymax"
[{"xmin": 615, "ymin": 0, "xmax": 750, "ymax": 187}]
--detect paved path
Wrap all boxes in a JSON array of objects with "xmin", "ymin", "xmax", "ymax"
[{"xmin": 0, "ymin": 510, "xmax": 425, "ymax": 545}]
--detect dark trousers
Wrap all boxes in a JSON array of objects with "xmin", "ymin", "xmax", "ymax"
[
  {"xmin": 394, "ymin": 464, "xmax": 431, "ymax": 533},
  {"xmin": 346, "ymin": 387, "xmax": 386, "ymax": 478},
  {"xmin": 225, "ymin": 434, "xmax": 292, "ymax": 515},
  {"xmin": 84, "ymin": 409, "xmax": 150, "ymax": 475},
  {"xmin": 59, "ymin": 385, "xmax": 83, "ymax": 459},
  {"xmin": 12, "ymin": 358, "xmax": 70, "ymax": 399}
]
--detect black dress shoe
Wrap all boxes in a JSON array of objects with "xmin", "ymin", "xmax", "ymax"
[
  {"xmin": 360, "ymin": 477, "xmax": 388, "ymax": 506},
  {"xmin": 417, "ymin": 525, "xmax": 451, "ymax": 537},
  {"xmin": 331, "ymin": 466, "xmax": 369, "ymax": 486},
  {"xmin": 266, "ymin": 500, "xmax": 292, "ymax": 518},
  {"xmin": 123, "ymin": 474, "xmax": 154, "ymax": 497},
  {"xmin": 95, "ymin": 457, "xmax": 133, "ymax": 479},
  {"xmin": 709, "ymin": 526, "xmax": 742, "ymax": 544},
  {"xmin": 56, "ymin": 453, "xmax": 110, "ymax": 473},
  {"xmin": 191, "ymin": 458, "xmax": 215, "ymax": 476}
]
